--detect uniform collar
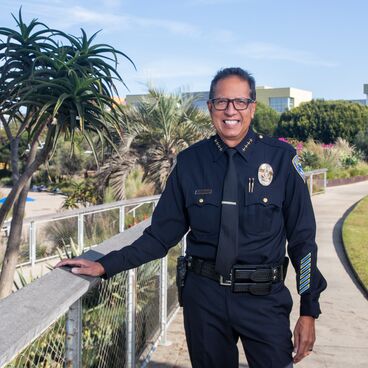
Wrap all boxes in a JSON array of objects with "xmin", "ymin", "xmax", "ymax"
[{"xmin": 210, "ymin": 128, "xmax": 257, "ymax": 162}]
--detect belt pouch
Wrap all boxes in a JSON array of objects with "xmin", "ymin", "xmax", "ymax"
[{"xmin": 176, "ymin": 256, "xmax": 187, "ymax": 307}]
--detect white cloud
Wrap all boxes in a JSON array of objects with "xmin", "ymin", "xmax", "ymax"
[
  {"xmin": 237, "ymin": 42, "xmax": 338, "ymax": 67},
  {"xmin": 2, "ymin": 2, "xmax": 199, "ymax": 37},
  {"xmin": 21, "ymin": 4, "xmax": 199, "ymax": 36}
]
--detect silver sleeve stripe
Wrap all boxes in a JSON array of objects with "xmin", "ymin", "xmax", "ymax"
[
  {"xmin": 300, "ymin": 268, "xmax": 310, "ymax": 278},
  {"xmin": 299, "ymin": 283, "xmax": 310, "ymax": 294},
  {"xmin": 299, "ymin": 278, "xmax": 310, "ymax": 289},
  {"xmin": 300, "ymin": 255, "xmax": 311, "ymax": 267},
  {"xmin": 300, "ymin": 269, "xmax": 311, "ymax": 278},
  {"xmin": 300, "ymin": 259, "xmax": 312, "ymax": 268},
  {"xmin": 299, "ymin": 252, "xmax": 311, "ymax": 295}
]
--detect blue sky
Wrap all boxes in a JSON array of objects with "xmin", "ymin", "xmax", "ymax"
[{"xmin": 1, "ymin": 0, "xmax": 367, "ymax": 100}]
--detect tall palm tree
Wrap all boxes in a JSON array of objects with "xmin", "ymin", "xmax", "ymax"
[
  {"xmin": 98, "ymin": 88, "xmax": 213, "ymax": 198},
  {"xmin": 0, "ymin": 10, "xmax": 135, "ymax": 298}
]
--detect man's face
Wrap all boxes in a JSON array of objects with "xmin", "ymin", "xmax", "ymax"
[{"xmin": 207, "ymin": 75, "xmax": 256, "ymax": 147}]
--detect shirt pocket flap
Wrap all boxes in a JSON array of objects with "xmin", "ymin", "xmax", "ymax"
[
  {"xmin": 245, "ymin": 192, "xmax": 283, "ymax": 208},
  {"xmin": 186, "ymin": 193, "xmax": 221, "ymax": 207}
]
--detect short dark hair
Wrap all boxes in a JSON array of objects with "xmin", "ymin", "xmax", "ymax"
[{"xmin": 209, "ymin": 67, "xmax": 256, "ymax": 100}]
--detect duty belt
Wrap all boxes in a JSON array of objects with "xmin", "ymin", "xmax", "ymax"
[{"xmin": 187, "ymin": 256, "xmax": 289, "ymax": 296}]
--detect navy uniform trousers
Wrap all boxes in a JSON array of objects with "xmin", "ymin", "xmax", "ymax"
[{"xmin": 182, "ymin": 271, "xmax": 294, "ymax": 368}]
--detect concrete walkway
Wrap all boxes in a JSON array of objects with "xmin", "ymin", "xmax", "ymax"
[{"xmin": 148, "ymin": 181, "xmax": 368, "ymax": 368}]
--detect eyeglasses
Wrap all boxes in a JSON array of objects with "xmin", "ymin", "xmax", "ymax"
[{"xmin": 209, "ymin": 98, "xmax": 255, "ymax": 111}]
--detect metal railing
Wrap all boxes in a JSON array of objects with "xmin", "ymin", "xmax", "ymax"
[
  {"xmin": 305, "ymin": 168, "xmax": 328, "ymax": 195},
  {"xmin": 0, "ymin": 195, "xmax": 160, "ymax": 270},
  {"xmin": 0, "ymin": 218, "xmax": 186, "ymax": 368},
  {"xmin": 0, "ymin": 169, "xmax": 327, "ymax": 271}
]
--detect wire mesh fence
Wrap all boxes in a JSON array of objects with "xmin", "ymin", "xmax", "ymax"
[
  {"xmin": 167, "ymin": 242, "xmax": 183, "ymax": 319},
  {"xmin": 3, "ymin": 242, "xmax": 184, "ymax": 368},
  {"xmin": 6, "ymin": 314, "xmax": 67, "ymax": 367},
  {"xmin": 15, "ymin": 223, "xmax": 30, "ymax": 264},
  {"xmin": 83, "ymin": 209, "xmax": 120, "ymax": 248},
  {"xmin": 36, "ymin": 217, "xmax": 79, "ymax": 260},
  {"xmin": 136, "ymin": 259, "xmax": 161, "ymax": 365},
  {"xmin": 81, "ymin": 272, "xmax": 128, "ymax": 368}
]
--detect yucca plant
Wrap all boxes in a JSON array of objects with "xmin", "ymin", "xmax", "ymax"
[{"xmin": 0, "ymin": 9, "xmax": 135, "ymax": 298}]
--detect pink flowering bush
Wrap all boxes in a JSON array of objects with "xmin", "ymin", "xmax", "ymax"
[{"xmin": 277, "ymin": 137, "xmax": 368, "ymax": 179}]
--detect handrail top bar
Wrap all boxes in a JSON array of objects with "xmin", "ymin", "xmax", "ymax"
[
  {"xmin": 4, "ymin": 195, "xmax": 160, "ymax": 226},
  {"xmin": 304, "ymin": 168, "xmax": 328, "ymax": 175},
  {"xmin": 0, "ymin": 219, "xmax": 151, "ymax": 368}
]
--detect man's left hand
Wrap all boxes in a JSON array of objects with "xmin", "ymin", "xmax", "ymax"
[{"xmin": 293, "ymin": 316, "xmax": 315, "ymax": 364}]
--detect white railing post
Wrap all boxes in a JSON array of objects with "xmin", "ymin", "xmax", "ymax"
[
  {"xmin": 29, "ymin": 221, "xmax": 36, "ymax": 268},
  {"xmin": 309, "ymin": 174, "xmax": 314, "ymax": 195},
  {"xmin": 119, "ymin": 206, "xmax": 125, "ymax": 233},
  {"xmin": 77, "ymin": 214, "xmax": 84, "ymax": 253},
  {"xmin": 324, "ymin": 170, "xmax": 327, "ymax": 192},
  {"xmin": 126, "ymin": 269, "xmax": 136, "ymax": 367},
  {"xmin": 159, "ymin": 256, "xmax": 170, "ymax": 346},
  {"xmin": 65, "ymin": 298, "xmax": 82, "ymax": 367}
]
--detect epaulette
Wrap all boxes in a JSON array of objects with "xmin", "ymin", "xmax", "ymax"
[{"xmin": 255, "ymin": 133, "xmax": 295, "ymax": 153}]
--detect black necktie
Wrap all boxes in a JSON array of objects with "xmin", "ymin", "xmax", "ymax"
[{"xmin": 215, "ymin": 148, "xmax": 239, "ymax": 278}]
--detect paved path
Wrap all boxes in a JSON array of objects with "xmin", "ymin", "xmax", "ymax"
[{"xmin": 148, "ymin": 181, "xmax": 368, "ymax": 368}]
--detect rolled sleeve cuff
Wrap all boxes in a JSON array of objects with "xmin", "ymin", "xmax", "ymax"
[{"xmin": 300, "ymin": 294, "xmax": 322, "ymax": 318}]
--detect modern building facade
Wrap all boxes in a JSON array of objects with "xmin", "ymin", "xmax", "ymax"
[
  {"xmin": 126, "ymin": 86, "xmax": 313, "ymax": 113},
  {"xmin": 363, "ymin": 84, "xmax": 368, "ymax": 105},
  {"xmin": 256, "ymin": 86, "xmax": 312, "ymax": 113}
]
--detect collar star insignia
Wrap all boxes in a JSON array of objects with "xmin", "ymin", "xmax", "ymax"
[
  {"xmin": 214, "ymin": 138, "xmax": 224, "ymax": 152},
  {"xmin": 242, "ymin": 138, "xmax": 253, "ymax": 152}
]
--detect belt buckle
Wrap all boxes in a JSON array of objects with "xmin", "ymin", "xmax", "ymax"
[{"xmin": 219, "ymin": 274, "xmax": 232, "ymax": 286}]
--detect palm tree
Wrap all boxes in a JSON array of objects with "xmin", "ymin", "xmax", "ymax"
[
  {"xmin": 0, "ymin": 10, "xmax": 135, "ymax": 298},
  {"xmin": 98, "ymin": 88, "xmax": 213, "ymax": 198}
]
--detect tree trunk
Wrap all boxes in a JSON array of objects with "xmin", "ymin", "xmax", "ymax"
[
  {"xmin": 0, "ymin": 124, "xmax": 54, "ymax": 298},
  {"xmin": 0, "ymin": 121, "xmax": 53, "ymax": 230},
  {"xmin": 0, "ymin": 153, "xmax": 39, "ymax": 230},
  {"xmin": 0, "ymin": 182, "xmax": 30, "ymax": 298},
  {"xmin": 9, "ymin": 136, "xmax": 20, "ymax": 183}
]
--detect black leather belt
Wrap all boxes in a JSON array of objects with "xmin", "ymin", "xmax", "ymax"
[{"xmin": 187, "ymin": 256, "xmax": 289, "ymax": 295}]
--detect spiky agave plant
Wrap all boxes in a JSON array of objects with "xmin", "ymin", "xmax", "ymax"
[{"xmin": 0, "ymin": 9, "xmax": 135, "ymax": 298}]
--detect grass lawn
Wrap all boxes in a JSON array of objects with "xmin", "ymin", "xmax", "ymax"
[{"xmin": 342, "ymin": 195, "xmax": 368, "ymax": 289}]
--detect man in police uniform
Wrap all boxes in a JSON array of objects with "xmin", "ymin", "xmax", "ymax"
[{"xmin": 56, "ymin": 67, "xmax": 327, "ymax": 368}]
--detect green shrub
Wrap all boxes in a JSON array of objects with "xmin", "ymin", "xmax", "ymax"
[
  {"xmin": 354, "ymin": 129, "xmax": 368, "ymax": 159},
  {"xmin": 277, "ymin": 100, "xmax": 368, "ymax": 144},
  {"xmin": 301, "ymin": 150, "xmax": 320, "ymax": 170}
]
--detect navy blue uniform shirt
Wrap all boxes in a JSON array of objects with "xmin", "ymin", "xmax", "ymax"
[{"xmin": 99, "ymin": 128, "xmax": 327, "ymax": 317}]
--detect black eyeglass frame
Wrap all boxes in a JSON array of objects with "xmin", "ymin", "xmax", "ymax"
[{"xmin": 208, "ymin": 97, "xmax": 256, "ymax": 111}]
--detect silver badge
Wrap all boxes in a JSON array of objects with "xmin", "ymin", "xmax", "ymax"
[{"xmin": 258, "ymin": 163, "xmax": 273, "ymax": 186}]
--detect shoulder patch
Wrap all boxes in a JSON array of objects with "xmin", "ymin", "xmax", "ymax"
[{"xmin": 292, "ymin": 155, "xmax": 305, "ymax": 182}]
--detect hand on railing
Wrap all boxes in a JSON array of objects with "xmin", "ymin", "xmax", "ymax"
[{"xmin": 55, "ymin": 259, "xmax": 105, "ymax": 277}]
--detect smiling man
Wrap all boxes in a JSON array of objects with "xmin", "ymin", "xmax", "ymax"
[
  {"xmin": 207, "ymin": 73, "xmax": 256, "ymax": 147},
  {"xmin": 56, "ymin": 67, "xmax": 327, "ymax": 368}
]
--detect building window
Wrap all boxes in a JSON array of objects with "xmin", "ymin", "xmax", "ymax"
[{"xmin": 269, "ymin": 97, "xmax": 294, "ymax": 112}]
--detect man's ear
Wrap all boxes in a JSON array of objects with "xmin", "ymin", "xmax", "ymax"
[
  {"xmin": 251, "ymin": 101, "xmax": 257, "ymax": 119},
  {"xmin": 207, "ymin": 100, "xmax": 212, "ymax": 113}
]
